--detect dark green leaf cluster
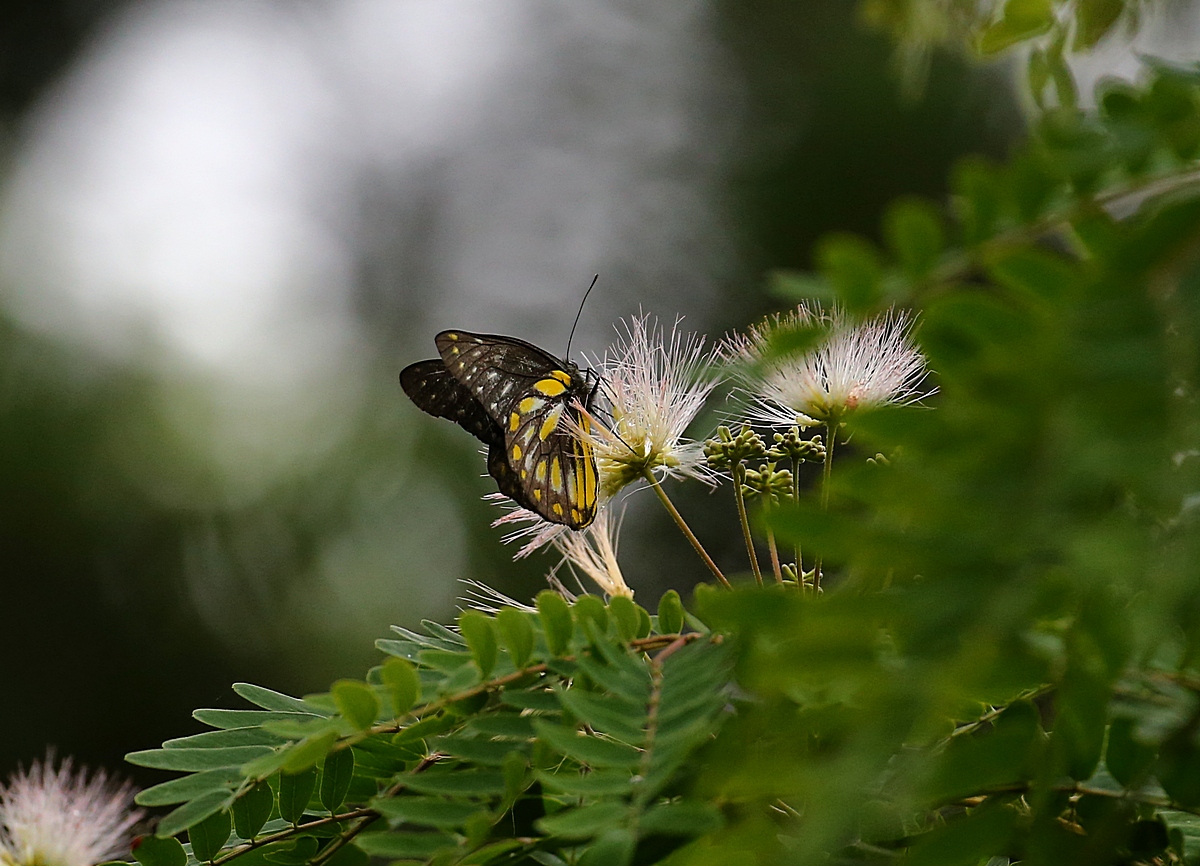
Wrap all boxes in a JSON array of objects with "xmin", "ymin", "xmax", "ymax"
[
  {"xmin": 124, "ymin": 591, "xmax": 731, "ymax": 866},
  {"xmin": 680, "ymin": 64, "xmax": 1200, "ymax": 866}
]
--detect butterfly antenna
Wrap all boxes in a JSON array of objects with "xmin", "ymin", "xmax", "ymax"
[{"xmin": 565, "ymin": 274, "xmax": 600, "ymax": 361}]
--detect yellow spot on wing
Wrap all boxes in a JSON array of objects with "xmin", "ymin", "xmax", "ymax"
[
  {"xmin": 539, "ymin": 405, "xmax": 563, "ymax": 440},
  {"xmin": 535, "ymin": 461, "xmax": 546, "ymax": 482},
  {"xmin": 446, "ymin": 333, "xmax": 458, "ymax": 340},
  {"xmin": 512, "ymin": 444, "xmax": 522, "ymax": 460},
  {"xmin": 552, "ymin": 503, "xmax": 564, "ymax": 517},
  {"xmin": 534, "ymin": 377, "xmax": 567, "ymax": 397},
  {"xmin": 519, "ymin": 396, "xmax": 543, "ymax": 413},
  {"xmin": 509, "ymin": 412, "xmax": 520, "ymax": 431},
  {"xmin": 550, "ymin": 369, "xmax": 572, "ymax": 385},
  {"xmin": 550, "ymin": 458, "xmax": 562, "ymax": 492},
  {"xmin": 533, "ymin": 489, "xmax": 542, "ymax": 501}
]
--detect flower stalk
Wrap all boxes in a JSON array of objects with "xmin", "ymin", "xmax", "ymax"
[{"xmin": 643, "ymin": 468, "xmax": 730, "ymax": 588}]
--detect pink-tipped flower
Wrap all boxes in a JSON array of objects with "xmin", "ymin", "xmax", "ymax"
[
  {"xmin": 728, "ymin": 304, "xmax": 932, "ymax": 426},
  {"xmin": 0, "ymin": 756, "xmax": 141, "ymax": 866},
  {"xmin": 574, "ymin": 313, "xmax": 719, "ymax": 496}
]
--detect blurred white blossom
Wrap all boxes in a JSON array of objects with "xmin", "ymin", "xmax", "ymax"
[
  {"xmin": 0, "ymin": 756, "xmax": 140, "ymax": 866},
  {"xmin": 728, "ymin": 305, "xmax": 932, "ymax": 426}
]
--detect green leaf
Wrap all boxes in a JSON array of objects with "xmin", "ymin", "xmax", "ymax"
[
  {"xmin": 232, "ymin": 781, "xmax": 274, "ymax": 841},
  {"xmin": 578, "ymin": 829, "xmax": 635, "ymax": 866},
  {"xmin": 469, "ymin": 713, "xmax": 537, "ymax": 739},
  {"xmin": 132, "ymin": 835, "xmax": 187, "ymax": 866},
  {"xmin": 657, "ymin": 590, "xmax": 685, "ymax": 636},
  {"xmin": 607, "ymin": 597, "xmax": 640, "ymax": 643},
  {"xmin": 264, "ymin": 836, "xmax": 320, "ymax": 865},
  {"xmin": 573, "ymin": 595, "xmax": 609, "ymax": 636},
  {"xmin": 1074, "ymin": 0, "xmax": 1124, "ymax": 49},
  {"xmin": 193, "ymin": 710, "xmax": 318, "ymax": 730},
  {"xmin": 379, "ymin": 657, "xmax": 421, "ymax": 718},
  {"xmin": 816, "ymin": 234, "xmax": 882, "ymax": 312},
  {"xmin": 239, "ymin": 747, "xmax": 296, "ymax": 780},
  {"xmin": 639, "ymin": 801, "xmax": 724, "ymax": 836},
  {"xmin": 904, "ymin": 801, "xmax": 1018, "ymax": 866},
  {"xmin": 502, "ymin": 750, "xmax": 528, "ymax": 802},
  {"xmin": 125, "ymin": 747, "xmax": 274, "ymax": 772},
  {"xmin": 635, "ymin": 606, "xmax": 652, "ymax": 639},
  {"xmin": 320, "ymin": 748, "xmax": 355, "ymax": 812},
  {"xmin": 884, "ymin": 198, "xmax": 944, "ymax": 280},
  {"xmin": 157, "ymin": 790, "xmax": 235, "ymax": 838},
  {"xmin": 163, "ymin": 728, "xmax": 287, "ymax": 750},
  {"xmin": 233, "ymin": 684, "xmax": 329, "ymax": 716},
  {"xmin": 398, "ymin": 770, "xmax": 507, "ymax": 797},
  {"xmin": 277, "ymin": 767, "xmax": 318, "ymax": 824},
  {"xmin": 459, "ymin": 611, "xmax": 499, "ymax": 678},
  {"xmin": 372, "ymin": 797, "xmax": 483, "ymax": 829},
  {"xmin": 533, "ymin": 721, "xmax": 642, "ymax": 768},
  {"xmin": 456, "ymin": 840, "xmax": 524, "ymax": 865},
  {"xmin": 986, "ymin": 246, "xmax": 1080, "ymax": 300},
  {"xmin": 923, "ymin": 701, "xmax": 1041, "ymax": 803},
  {"xmin": 435, "ymin": 734, "xmax": 518, "ymax": 766},
  {"xmin": 331, "ymin": 680, "xmax": 380, "ymax": 731},
  {"xmin": 1106, "ymin": 716, "xmax": 1157, "ymax": 789},
  {"xmin": 188, "ymin": 809, "xmax": 232, "ymax": 863},
  {"xmin": 321, "ymin": 843, "xmax": 370, "ymax": 866},
  {"xmin": 393, "ymin": 713, "xmax": 458, "ymax": 746},
  {"xmin": 557, "ymin": 690, "xmax": 646, "ymax": 743},
  {"xmin": 353, "ymin": 831, "xmax": 456, "ymax": 859},
  {"xmin": 977, "ymin": 0, "xmax": 1054, "ymax": 54},
  {"xmin": 536, "ymin": 802, "xmax": 629, "ymax": 839},
  {"xmin": 500, "ymin": 690, "xmax": 561, "ymax": 712},
  {"xmin": 496, "ymin": 607, "xmax": 536, "ymax": 669},
  {"xmin": 280, "ymin": 730, "xmax": 338, "ymax": 774},
  {"xmin": 953, "ymin": 157, "xmax": 1005, "ymax": 245},
  {"xmin": 136, "ymin": 769, "xmax": 243, "ymax": 807},
  {"xmin": 536, "ymin": 591, "xmax": 574, "ymax": 656},
  {"xmin": 535, "ymin": 769, "xmax": 634, "ymax": 797}
]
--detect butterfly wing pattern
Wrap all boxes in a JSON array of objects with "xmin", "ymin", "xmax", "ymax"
[{"xmin": 400, "ymin": 330, "xmax": 598, "ymax": 530}]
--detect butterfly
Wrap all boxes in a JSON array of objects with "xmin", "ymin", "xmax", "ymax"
[{"xmin": 400, "ymin": 331, "xmax": 600, "ymax": 529}]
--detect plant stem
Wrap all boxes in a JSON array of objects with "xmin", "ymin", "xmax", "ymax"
[
  {"xmin": 791, "ymin": 457, "xmax": 802, "ymax": 591},
  {"xmin": 644, "ymin": 469, "xmax": 731, "ymax": 588},
  {"xmin": 732, "ymin": 462, "xmax": 763, "ymax": 586},
  {"xmin": 815, "ymin": 419, "xmax": 838, "ymax": 593},
  {"xmin": 766, "ymin": 525, "xmax": 784, "ymax": 585}
]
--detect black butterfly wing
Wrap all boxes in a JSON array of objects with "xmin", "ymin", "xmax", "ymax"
[
  {"xmin": 434, "ymin": 330, "xmax": 561, "ymax": 426},
  {"xmin": 502, "ymin": 396, "xmax": 598, "ymax": 529},
  {"xmin": 400, "ymin": 358, "xmax": 499, "ymax": 445}
]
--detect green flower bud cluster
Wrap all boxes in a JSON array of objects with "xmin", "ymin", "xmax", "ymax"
[
  {"xmin": 704, "ymin": 425, "xmax": 767, "ymax": 471},
  {"xmin": 768, "ymin": 427, "xmax": 826, "ymax": 464},
  {"xmin": 742, "ymin": 462, "xmax": 794, "ymax": 504}
]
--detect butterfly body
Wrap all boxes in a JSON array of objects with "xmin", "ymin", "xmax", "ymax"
[{"xmin": 400, "ymin": 330, "xmax": 599, "ymax": 529}]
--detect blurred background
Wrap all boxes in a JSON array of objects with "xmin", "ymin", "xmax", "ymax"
[{"xmin": 2, "ymin": 0, "xmax": 1130, "ymax": 788}]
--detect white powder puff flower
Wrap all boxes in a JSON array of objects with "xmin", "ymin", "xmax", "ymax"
[
  {"xmin": 573, "ymin": 313, "xmax": 720, "ymax": 497},
  {"xmin": 550, "ymin": 508, "xmax": 632, "ymax": 599},
  {"xmin": 0, "ymin": 755, "xmax": 141, "ymax": 866},
  {"xmin": 728, "ymin": 304, "xmax": 932, "ymax": 426}
]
